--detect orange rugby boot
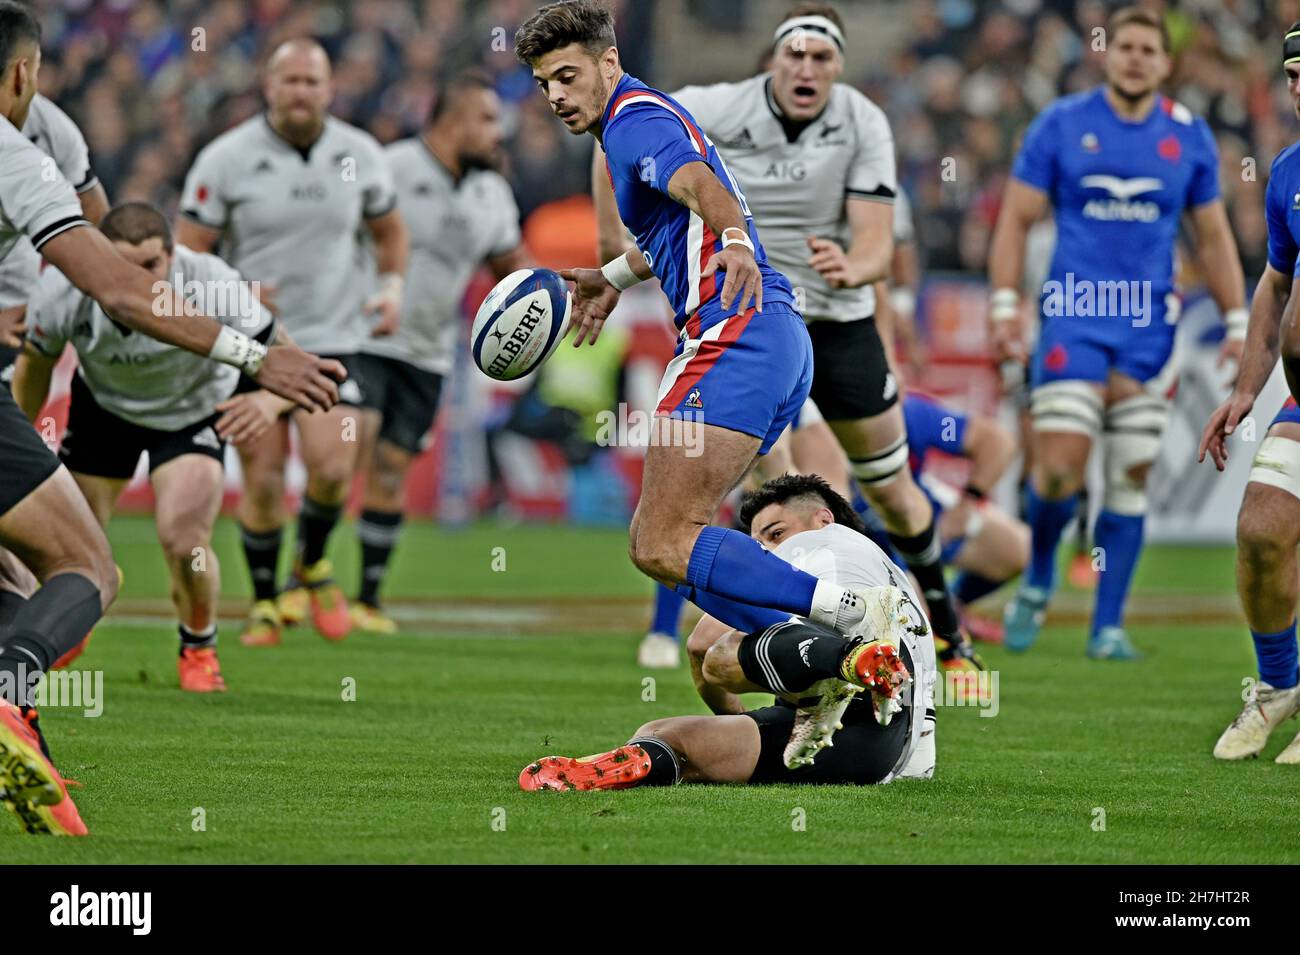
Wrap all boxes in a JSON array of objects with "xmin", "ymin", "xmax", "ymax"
[
  {"xmin": 178, "ymin": 646, "xmax": 228, "ymax": 693},
  {"xmin": 299, "ymin": 559, "xmax": 351, "ymax": 641},
  {"xmin": 0, "ymin": 702, "xmax": 87, "ymax": 836},
  {"xmin": 519, "ymin": 745, "xmax": 653, "ymax": 792}
]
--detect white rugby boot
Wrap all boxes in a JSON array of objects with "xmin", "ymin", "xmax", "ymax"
[
  {"xmin": 636, "ymin": 632, "xmax": 681, "ymax": 669},
  {"xmin": 1213, "ymin": 681, "xmax": 1300, "ymax": 760}
]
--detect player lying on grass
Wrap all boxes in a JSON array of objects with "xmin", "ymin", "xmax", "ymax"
[
  {"xmin": 1199, "ymin": 28, "xmax": 1300, "ymax": 761},
  {"xmin": 520, "ymin": 475, "xmax": 937, "ymax": 790},
  {"xmin": 12, "ymin": 202, "xmax": 290, "ymax": 694}
]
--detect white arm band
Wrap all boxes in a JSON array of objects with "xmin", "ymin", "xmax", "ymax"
[
  {"xmin": 209, "ymin": 325, "xmax": 268, "ymax": 376},
  {"xmin": 1225, "ymin": 306, "xmax": 1248, "ymax": 343},
  {"xmin": 990, "ymin": 287, "xmax": 1020, "ymax": 323},
  {"xmin": 600, "ymin": 252, "xmax": 643, "ymax": 292}
]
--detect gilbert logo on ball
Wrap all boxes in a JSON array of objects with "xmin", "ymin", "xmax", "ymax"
[{"xmin": 472, "ymin": 268, "xmax": 572, "ymax": 381}]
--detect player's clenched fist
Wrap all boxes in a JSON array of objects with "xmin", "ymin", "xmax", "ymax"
[
  {"xmin": 253, "ymin": 343, "xmax": 346, "ymax": 413},
  {"xmin": 559, "ymin": 267, "xmax": 621, "ymax": 346}
]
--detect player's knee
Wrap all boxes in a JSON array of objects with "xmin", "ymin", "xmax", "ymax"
[
  {"xmin": 685, "ymin": 623, "xmax": 719, "ymax": 664},
  {"xmin": 1238, "ymin": 509, "xmax": 1288, "ymax": 565},
  {"xmin": 701, "ymin": 634, "xmax": 741, "ymax": 687},
  {"xmin": 1100, "ymin": 397, "xmax": 1164, "ymax": 516},
  {"xmin": 242, "ymin": 467, "xmax": 284, "ymax": 511},
  {"xmin": 633, "ymin": 718, "xmax": 674, "ymax": 739},
  {"xmin": 157, "ymin": 526, "xmax": 210, "ymax": 571},
  {"xmin": 628, "ymin": 532, "xmax": 686, "ymax": 583}
]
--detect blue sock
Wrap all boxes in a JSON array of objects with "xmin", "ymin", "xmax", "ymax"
[
  {"xmin": 953, "ymin": 571, "xmax": 1003, "ymax": 606},
  {"xmin": 685, "ymin": 526, "xmax": 819, "ymax": 616},
  {"xmin": 675, "ymin": 583, "xmax": 790, "ymax": 634},
  {"xmin": 1091, "ymin": 509, "xmax": 1144, "ymax": 637},
  {"xmin": 650, "ymin": 583, "xmax": 687, "ymax": 640},
  {"xmin": 1026, "ymin": 486, "xmax": 1078, "ymax": 591},
  {"xmin": 1252, "ymin": 621, "xmax": 1299, "ymax": 689}
]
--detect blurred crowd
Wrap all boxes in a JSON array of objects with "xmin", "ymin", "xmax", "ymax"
[{"xmin": 27, "ymin": 0, "xmax": 1300, "ymax": 280}]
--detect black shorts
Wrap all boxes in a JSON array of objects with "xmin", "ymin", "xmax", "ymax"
[
  {"xmin": 806, "ymin": 316, "xmax": 898, "ymax": 421},
  {"xmin": 59, "ymin": 374, "xmax": 226, "ymax": 480},
  {"xmin": 318, "ymin": 353, "xmax": 373, "ymax": 410},
  {"xmin": 352, "ymin": 353, "xmax": 444, "ymax": 454},
  {"xmin": 0, "ymin": 384, "xmax": 60, "ymax": 518},
  {"xmin": 745, "ymin": 642, "xmax": 915, "ymax": 786}
]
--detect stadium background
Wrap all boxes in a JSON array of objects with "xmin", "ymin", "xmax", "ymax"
[{"xmin": 26, "ymin": 0, "xmax": 1299, "ymax": 540}]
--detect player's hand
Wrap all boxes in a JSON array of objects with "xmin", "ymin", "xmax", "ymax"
[
  {"xmin": 1216, "ymin": 337, "xmax": 1245, "ymax": 376},
  {"xmin": 214, "ymin": 390, "xmax": 285, "ymax": 446},
  {"xmin": 1198, "ymin": 389, "xmax": 1255, "ymax": 472},
  {"xmin": 990, "ymin": 320, "xmax": 1027, "ymax": 382},
  {"xmin": 559, "ymin": 267, "xmax": 621, "ymax": 346},
  {"xmin": 0, "ymin": 304, "xmax": 26, "ymax": 348},
  {"xmin": 365, "ymin": 274, "xmax": 404, "ymax": 338},
  {"xmin": 806, "ymin": 236, "xmax": 856, "ymax": 289},
  {"xmin": 703, "ymin": 245, "xmax": 763, "ymax": 314},
  {"xmin": 253, "ymin": 343, "xmax": 345, "ymax": 413}
]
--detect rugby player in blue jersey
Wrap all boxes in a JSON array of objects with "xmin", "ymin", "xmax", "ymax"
[
  {"xmin": 513, "ymin": 1, "xmax": 914, "ymax": 735},
  {"xmin": 988, "ymin": 6, "xmax": 1248, "ymax": 659},
  {"xmin": 1198, "ymin": 23, "xmax": 1300, "ymax": 762}
]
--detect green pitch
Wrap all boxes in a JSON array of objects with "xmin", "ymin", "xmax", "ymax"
[{"xmin": 5, "ymin": 516, "xmax": 1295, "ymax": 863}]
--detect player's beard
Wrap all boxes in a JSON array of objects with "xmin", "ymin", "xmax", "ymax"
[
  {"xmin": 1108, "ymin": 79, "xmax": 1156, "ymax": 107},
  {"xmin": 459, "ymin": 149, "xmax": 501, "ymax": 173}
]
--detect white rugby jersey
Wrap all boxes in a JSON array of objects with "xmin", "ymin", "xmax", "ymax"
[
  {"xmin": 0, "ymin": 95, "xmax": 98, "ymax": 309},
  {"xmin": 179, "ymin": 115, "xmax": 396, "ymax": 355},
  {"xmin": 772, "ymin": 521, "xmax": 937, "ymax": 736},
  {"xmin": 672, "ymin": 75, "xmax": 896, "ymax": 322},
  {"xmin": 26, "ymin": 244, "xmax": 273, "ymax": 431},
  {"xmin": 360, "ymin": 138, "xmax": 520, "ymax": 375},
  {"xmin": 0, "ymin": 113, "xmax": 87, "ymax": 284}
]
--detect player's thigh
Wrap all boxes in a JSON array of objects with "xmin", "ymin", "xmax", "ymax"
[
  {"xmin": 635, "ymin": 423, "xmax": 761, "ymax": 531},
  {"xmin": 69, "ymin": 471, "xmax": 128, "ymax": 529},
  {"xmin": 0, "ymin": 546, "xmax": 37, "ymax": 600},
  {"xmin": 952, "ymin": 507, "xmax": 1030, "ymax": 579},
  {"xmin": 293, "ymin": 404, "xmax": 361, "ymax": 477},
  {"xmin": 236, "ymin": 416, "xmax": 289, "ymax": 486},
  {"xmin": 1238, "ymin": 426, "xmax": 1300, "ymax": 555},
  {"xmin": 632, "ymin": 715, "xmax": 761, "ymax": 784},
  {"xmin": 150, "ymin": 454, "xmax": 224, "ymax": 555},
  {"xmin": 0, "ymin": 466, "xmax": 116, "ymax": 599},
  {"xmin": 825, "ymin": 400, "xmax": 907, "ymax": 459},
  {"xmin": 790, "ymin": 418, "xmax": 852, "ymax": 500}
]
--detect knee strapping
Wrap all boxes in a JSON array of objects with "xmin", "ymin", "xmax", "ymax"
[
  {"xmin": 1101, "ymin": 393, "xmax": 1167, "ymax": 515},
  {"xmin": 850, "ymin": 434, "xmax": 909, "ymax": 487},
  {"xmin": 1030, "ymin": 380, "xmax": 1104, "ymax": 437}
]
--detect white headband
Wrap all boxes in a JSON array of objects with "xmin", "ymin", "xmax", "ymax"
[{"xmin": 773, "ymin": 14, "xmax": 846, "ymax": 54}]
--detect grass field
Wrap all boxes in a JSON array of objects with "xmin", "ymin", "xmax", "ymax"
[{"xmin": 5, "ymin": 515, "xmax": 1297, "ymax": 864}]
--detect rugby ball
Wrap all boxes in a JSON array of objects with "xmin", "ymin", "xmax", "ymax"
[{"xmin": 471, "ymin": 268, "xmax": 571, "ymax": 381}]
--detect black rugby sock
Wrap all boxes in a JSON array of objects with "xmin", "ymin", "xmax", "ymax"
[
  {"xmin": 0, "ymin": 573, "xmax": 101, "ymax": 706},
  {"xmin": 888, "ymin": 519, "xmax": 961, "ymax": 639},
  {"xmin": 357, "ymin": 508, "xmax": 403, "ymax": 607},
  {"xmin": 736, "ymin": 621, "xmax": 850, "ymax": 696},
  {"xmin": 298, "ymin": 496, "xmax": 342, "ymax": 568},
  {"xmin": 626, "ymin": 737, "xmax": 682, "ymax": 786},
  {"xmin": 240, "ymin": 525, "xmax": 282, "ymax": 602}
]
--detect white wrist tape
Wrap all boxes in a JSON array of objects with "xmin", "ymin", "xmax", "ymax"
[
  {"xmin": 722, "ymin": 227, "xmax": 755, "ymax": 254},
  {"xmin": 889, "ymin": 286, "xmax": 916, "ymax": 318},
  {"xmin": 373, "ymin": 272, "xmax": 404, "ymax": 304},
  {"xmin": 600, "ymin": 253, "xmax": 642, "ymax": 292},
  {"xmin": 990, "ymin": 287, "xmax": 1019, "ymax": 323},
  {"xmin": 1225, "ymin": 306, "xmax": 1248, "ymax": 343},
  {"xmin": 210, "ymin": 325, "xmax": 268, "ymax": 376}
]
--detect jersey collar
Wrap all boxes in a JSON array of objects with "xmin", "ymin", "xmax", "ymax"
[
  {"xmin": 597, "ymin": 74, "xmax": 638, "ymax": 140},
  {"xmin": 1097, "ymin": 85, "xmax": 1162, "ymax": 127},
  {"xmin": 262, "ymin": 112, "xmax": 327, "ymax": 161}
]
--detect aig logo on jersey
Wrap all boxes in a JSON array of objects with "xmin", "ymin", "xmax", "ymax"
[
  {"xmin": 763, "ymin": 161, "xmax": 806, "ymax": 181},
  {"xmin": 291, "ymin": 182, "xmax": 328, "ymax": 202},
  {"xmin": 1079, "ymin": 175, "xmax": 1163, "ymax": 223}
]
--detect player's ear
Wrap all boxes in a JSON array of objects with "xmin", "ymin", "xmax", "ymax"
[{"xmin": 602, "ymin": 45, "xmax": 619, "ymax": 78}]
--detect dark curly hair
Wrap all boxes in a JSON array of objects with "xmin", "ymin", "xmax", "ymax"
[{"xmin": 738, "ymin": 473, "xmax": 865, "ymax": 535}]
